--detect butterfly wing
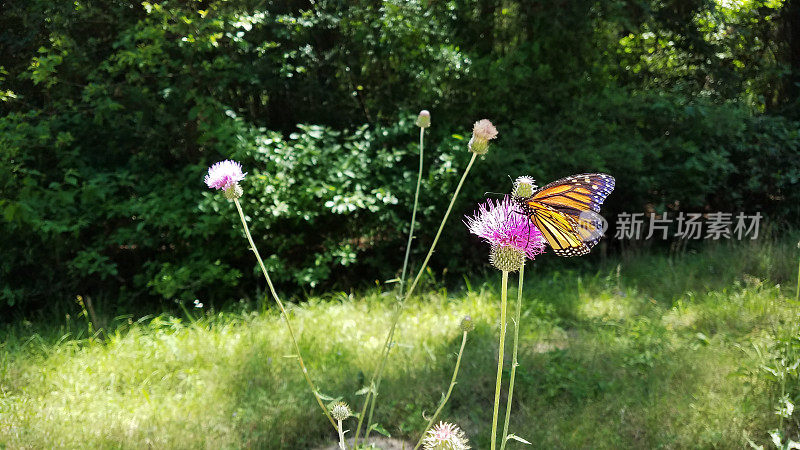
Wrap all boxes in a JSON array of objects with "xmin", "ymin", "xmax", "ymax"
[
  {"xmin": 526, "ymin": 173, "xmax": 615, "ymax": 257},
  {"xmin": 528, "ymin": 201, "xmax": 591, "ymax": 257},
  {"xmin": 532, "ymin": 173, "xmax": 615, "ymax": 215}
]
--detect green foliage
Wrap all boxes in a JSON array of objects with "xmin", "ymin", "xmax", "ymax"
[{"xmin": 1, "ymin": 0, "xmax": 800, "ymax": 310}]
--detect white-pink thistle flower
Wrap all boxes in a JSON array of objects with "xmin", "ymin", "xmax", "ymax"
[
  {"xmin": 468, "ymin": 119, "xmax": 498, "ymax": 155},
  {"xmin": 204, "ymin": 160, "xmax": 246, "ymax": 199},
  {"xmin": 422, "ymin": 421, "xmax": 470, "ymax": 450}
]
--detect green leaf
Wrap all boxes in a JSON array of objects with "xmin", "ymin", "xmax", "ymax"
[
  {"xmin": 506, "ymin": 434, "xmax": 532, "ymax": 445},
  {"xmin": 355, "ymin": 386, "xmax": 372, "ymax": 396},
  {"xmin": 317, "ymin": 392, "xmax": 342, "ymax": 402},
  {"xmin": 367, "ymin": 423, "xmax": 391, "ymax": 438}
]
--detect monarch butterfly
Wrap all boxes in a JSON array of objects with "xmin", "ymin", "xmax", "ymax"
[{"xmin": 515, "ymin": 173, "xmax": 615, "ymax": 257}]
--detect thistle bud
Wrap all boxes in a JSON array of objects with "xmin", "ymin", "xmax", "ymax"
[
  {"xmin": 459, "ymin": 315, "xmax": 474, "ymax": 333},
  {"xmin": 468, "ymin": 119, "xmax": 498, "ymax": 155},
  {"xmin": 416, "ymin": 110, "xmax": 431, "ymax": 128},
  {"xmin": 513, "ymin": 176, "xmax": 537, "ymax": 199},
  {"xmin": 489, "ymin": 245, "xmax": 525, "ymax": 272},
  {"xmin": 330, "ymin": 402, "xmax": 352, "ymax": 421},
  {"xmin": 223, "ymin": 182, "xmax": 243, "ymax": 200}
]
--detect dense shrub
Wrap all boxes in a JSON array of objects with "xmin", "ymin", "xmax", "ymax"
[{"xmin": 1, "ymin": 0, "xmax": 798, "ymax": 311}]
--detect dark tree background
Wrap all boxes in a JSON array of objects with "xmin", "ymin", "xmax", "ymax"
[{"xmin": 1, "ymin": 0, "xmax": 798, "ymax": 313}]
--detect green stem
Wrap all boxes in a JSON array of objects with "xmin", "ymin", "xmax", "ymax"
[
  {"xmin": 500, "ymin": 263, "xmax": 524, "ymax": 450},
  {"xmin": 413, "ymin": 330, "xmax": 469, "ymax": 450},
  {"xmin": 491, "ymin": 271, "xmax": 509, "ymax": 450},
  {"xmin": 337, "ymin": 419, "xmax": 346, "ymax": 450},
  {"xmin": 780, "ymin": 360, "xmax": 786, "ymax": 430},
  {"xmin": 361, "ymin": 306, "xmax": 394, "ymax": 443},
  {"xmin": 795, "ymin": 256, "xmax": 799, "ymax": 301},
  {"xmin": 233, "ymin": 198, "xmax": 339, "ymax": 432},
  {"xmin": 355, "ymin": 152, "xmax": 479, "ymax": 446},
  {"xmin": 361, "ymin": 127, "xmax": 426, "ymax": 443},
  {"xmin": 399, "ymin": 127, "xmax": 425, "ymax": 295}
]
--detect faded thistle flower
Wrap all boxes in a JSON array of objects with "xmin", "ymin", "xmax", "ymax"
[
  {"xmin": 465, "ymin": 196, "xmax": 546, "ymax": 272},
  {"xmin": 422, "ymin": 421, "xmax": 470, "ymax": 450},
  {"xmin": 512, "ymin": 176, "xmax": 537, "ymax": 200},
  {"xmin": 205, "ymin": 160, "xmax": 246, "ymax": 200},
  {"xmin": 416, "ymin": 110, "xmax": 431, "ymax": 128},
  {"xmin": 459, "ymin": 315, "xmax": 474, "ymax": 333},
  {"xmin": 330, "ymin": 402, "xmax": 352, "ymax": 421},
  {"xmin": 468, "ymin": 119, "xmax": 498, "ymax": 155}
]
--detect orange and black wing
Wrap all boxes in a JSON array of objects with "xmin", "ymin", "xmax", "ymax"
[
  {"xmin": 526, "ymin": 173, "xmax": 615, "ymax": 257},
  {"xmin": 527, "ymin": 201, "xmax": 591, "ymax": 257},
  {"xmin": 532, "ymin": 173, "xmax": 615, "ymax": 216}
]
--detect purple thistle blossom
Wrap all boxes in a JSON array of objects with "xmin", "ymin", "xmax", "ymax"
[
  {"xmin": 204, "ymin": 160, "xmax": 246, "ymax": 190},
  {"xmin": 465, "ymin": 196, "xmax": 546, "ymax": 261}
]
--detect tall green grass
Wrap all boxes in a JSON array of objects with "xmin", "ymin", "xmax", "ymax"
[{"xmin": 1, "ymin": 237, "xmax": 799, "ymax": 448}]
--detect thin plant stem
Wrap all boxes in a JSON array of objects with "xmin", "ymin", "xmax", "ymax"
[
  {"xmin": 337, "ymin": 419, "xmax": 346, "ymax": 450},
  {"xmin": 361, "ymin": 305, "xmax": 393, "ymax": 444},
  {"xmin": 491, "ymin": 271, "xmax": 509, "ymax": 450},
  {"xmin": 413, "ymin": 330, "xmax": 469, "ymax": 450},
  {"xmin": 795, "ymin": 255, "xmax": 799, "ymax": 301},
  {"xmin": 361, "ymin": 126, "xmax": 426, "ymax": 443},
  {"xmin": 780, "ymin": 358, "xmax": 787, "ymax": 430},
  {"xmin": 500, "ymin": 262, "xmax": 524, "ymax": 450},
  {"xmin": 233, "ymin": 198, "xmax": 339, "ymax": 432},
  {"xmin": 399, "ymin": 127, "xmax": 425, "ymax": 295},
  {"xmin": 355, "ymin": 152, "xmax": 479, "ymax": 446}
]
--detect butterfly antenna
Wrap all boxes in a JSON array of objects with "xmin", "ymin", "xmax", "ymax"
[{"xmin": 483, "ymin": 191, "xmax": 505, "ymax": 197}]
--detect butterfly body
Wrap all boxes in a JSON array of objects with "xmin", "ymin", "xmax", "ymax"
[{"xmin": 515, "ymin": 173, "xmax": 615, "ymax": 257}]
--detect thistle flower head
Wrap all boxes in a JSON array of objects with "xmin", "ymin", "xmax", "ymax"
[
  {"xmin": 416, "ymin": 110, "xmax": 431, "ymax": 128},
  {"xmin": 330, "ymin": 402, "xmax": 352, "ymax": 421},
  {"xmin": 422, "ymin": 421, "xmax": 470, "ymax": 450},
  {"xmin": 205, "ymin": 160, "xmax": 246, "ymax": 197},
  {"xmin": 512, "ymin": 176, "xmax": 537, "ymax": 199},
  {"xmin": 468, "ymin": 119, "xmax": 498, "ymax": 155},
  {"xmin": 465, "ymin": 196, "xmax": 546, "ymax": 271}
]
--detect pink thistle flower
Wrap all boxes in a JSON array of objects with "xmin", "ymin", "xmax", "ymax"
[
  {"xmin": 204, "ymin": 160, "xmax": 246, "ymax": 191},
  {"xmin": 465, "ymin": 196, "xmax": 546, "ymax": 271}
]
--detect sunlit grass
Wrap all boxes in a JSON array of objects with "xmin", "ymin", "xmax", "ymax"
[{"xmin": 1, "ymin": 238, "xmax": 799, "ymax": 448}]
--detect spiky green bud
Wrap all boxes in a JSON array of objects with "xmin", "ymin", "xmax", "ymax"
[
  {"xmin": 459, "ymin": 315, "xmax": 474, "ymax": 333},
  {"xmin": 489, "ymin": 245, "xmax": 524, "ymax": 272},
  {"xmin": 416, "ymin": 110, "xmax": 431, "ymax": 128},
  {"xmin": 330, "ymin": 402, "xmax": 351, "ymax": 421},
  {"xmin": 223, "ymin": 182, "xmax": 243, "ymax": 200}
]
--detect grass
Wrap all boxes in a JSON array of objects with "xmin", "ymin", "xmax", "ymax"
[{"xmin": 1, "ymin": 237, "xmax": 800, "ymax": 449}]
